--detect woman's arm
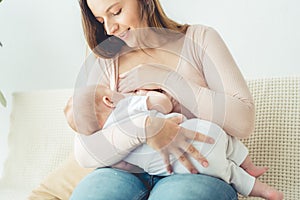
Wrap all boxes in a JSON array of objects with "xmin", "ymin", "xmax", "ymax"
[
  {"xmin": 66, "ymin": 74, "xmax": 148, "ymax": 167},
  {"xmin": 73, "ymin": 115, "xmax": 147, "ymax": 168},
  {"xmin": 74, "ymin": 108, "xmax": 213, "ymax": 172},
  {"xmin": 183, "ymin": 26, "xmax": 255, "ymax": 138},
  {"xmin": 178, "ymin": 77, "xmax": 255, "ymax": 139}
]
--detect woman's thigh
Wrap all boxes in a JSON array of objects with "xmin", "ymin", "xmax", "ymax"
[
  {"xmin": 149, "ymin": 174, "xmax": 237, "ymax": 200},
  {"xmin": 70, "ymin": 168, "xmax": 148, "ymax": 200}
]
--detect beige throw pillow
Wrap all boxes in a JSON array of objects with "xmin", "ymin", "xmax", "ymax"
[{"xmin": 28, "ymin": 155, "xmax": 94, "ymax": 200}]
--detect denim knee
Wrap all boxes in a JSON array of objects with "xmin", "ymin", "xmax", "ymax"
[
  {"xmin": 70, "ymin": 168, "xmax": 148, "ymax": 200},
  {"xmin": 149, "ymin": 174, "xmax": 238, "ymax": 200}
]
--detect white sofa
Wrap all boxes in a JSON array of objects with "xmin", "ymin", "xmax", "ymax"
[{"xmin": 0, "ymin": 77, "xmax": 299, "ymax": 200}]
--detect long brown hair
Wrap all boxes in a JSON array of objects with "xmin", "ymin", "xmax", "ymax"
[{"xmin": 79, "ymin": 0, "xmax": 189, "ymax": 58}]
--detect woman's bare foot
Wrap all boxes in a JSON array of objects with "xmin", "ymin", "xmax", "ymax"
[
  {"xmin": 241, "ymin": 156, "xmax": 268, "ymax": 177},
  {"xmin": 250, "ymin": 179, "xmax": 284, "ymax": 200}
]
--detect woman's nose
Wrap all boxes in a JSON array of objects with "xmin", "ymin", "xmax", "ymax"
[{"xmin": 105, "ymin": 22, "xmax": 119, "ymax": 36}]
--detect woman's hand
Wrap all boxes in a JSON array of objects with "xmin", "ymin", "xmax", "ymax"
[
  {"xmin": 118, "ymin": 64, "xmax": 172, "ymax": 93},
  {"xmin": 145, "ymin": 115, "xmax": 214, "ymax": 174}
]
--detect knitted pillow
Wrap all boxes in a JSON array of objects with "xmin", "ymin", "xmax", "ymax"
[{"xmin": 0, "ymin": 89, "xmax": 81, "ymax": 199}]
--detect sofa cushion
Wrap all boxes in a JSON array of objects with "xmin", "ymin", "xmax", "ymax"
[{"xmin": 0, "ymin": 89, "xmax": 76, "ymax": 199}]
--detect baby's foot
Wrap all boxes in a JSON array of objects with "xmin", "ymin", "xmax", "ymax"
[
  {"xmin": 250, "ymin": 180, "xmax": 284, "ymax": 200},
  {"xmin": 263, "ymin": 187, "xmax": 284, "ymax": 200},
  {"xmin": 245, "ymin": 166, "xmax": 268, "ymax": 177}
]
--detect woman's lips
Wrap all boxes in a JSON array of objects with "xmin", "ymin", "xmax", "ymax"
[{"xmin": 119, "ymin": 28, "xmax": 130, "ymax": 40}]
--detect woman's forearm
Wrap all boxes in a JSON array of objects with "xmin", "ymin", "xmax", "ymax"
[
  {"xmin": 185, "ymin": 82, "xmax": 255, "ymax": 138},
  {"xmin": 164, "ymin": 77, "xmax": 254, "ymax": 138},
  {"xmin": 74, "ymin": 114, "xmax": 148, "ymax": 168}
]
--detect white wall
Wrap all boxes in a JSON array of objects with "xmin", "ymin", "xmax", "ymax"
[
  {"xmin": 1, "ymin": 0, "xmax": 299, "ymax": 175},
  {"xmin": 160, "ymin": 0, "xmax": 300, "ymax": 78},
  {"xmin": 0, "ymin": 0, "xmax": 85, "ymax": 176}
]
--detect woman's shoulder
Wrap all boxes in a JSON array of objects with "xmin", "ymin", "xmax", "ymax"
[
  {"xmin": 186, "ymin": 24, "xmax": 217, "ymax": 36},
  {"xmin": 185, "ymin": 24, "xmax": 220, "ymax": 45}
]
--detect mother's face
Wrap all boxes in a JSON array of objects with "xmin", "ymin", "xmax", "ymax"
[{"xmin": 87, "ymin": 0, "xmax": 148, "ymax": 47}]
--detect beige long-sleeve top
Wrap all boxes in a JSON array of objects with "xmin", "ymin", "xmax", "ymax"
[{"xmin": 74, "ymin": 24, "xmax": 255, "ymax": 168}]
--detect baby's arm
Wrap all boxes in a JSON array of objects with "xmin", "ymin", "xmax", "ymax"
[{"xmin": 136, "ymin": 90, "xmax": 173, "ymax": 114}]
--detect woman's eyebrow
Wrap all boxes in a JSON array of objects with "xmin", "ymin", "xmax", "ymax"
[{"xmin": 95, "ymin": 2, "xmax": 119, "ymax": 18}]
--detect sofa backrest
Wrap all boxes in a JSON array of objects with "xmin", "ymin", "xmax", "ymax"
[{"xmin": 0, "ymin": 89, "xmax": 75, "ymax": 192}]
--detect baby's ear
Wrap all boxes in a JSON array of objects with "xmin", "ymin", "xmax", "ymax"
[{"xmin": 103, "ymin": 96, "xmax": 115, "ymax": 108}]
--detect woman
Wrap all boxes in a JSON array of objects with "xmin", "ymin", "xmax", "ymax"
[{"xmin": 68, "ymin": 0, "xmax": 255, "ymax": 199}]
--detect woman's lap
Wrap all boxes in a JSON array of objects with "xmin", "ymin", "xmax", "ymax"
[
  {"xmin": 149, "ymin": 174, "xmax": 237, "ymax": 200},
  {"xmin": 70, "ymin": 168, "xmax": 149, "ymax": 200},
  {"xmin": 70, "ymin": 168, "xmax": 237, "ymax": 200}
]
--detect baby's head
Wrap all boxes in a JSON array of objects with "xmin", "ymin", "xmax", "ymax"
[
  {"xmin": 95, "ymin": 85, "xmax": 119, "ymax": 129},
  {"xmin": 66, "ymin": 85, "xmax": 124, "ymax": 135}
]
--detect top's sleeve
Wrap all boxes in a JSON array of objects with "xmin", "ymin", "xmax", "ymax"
[
  {"xmin": 73, "ymin": 57, "xmax": 148, "ymax": 168},
  {"xmin": 74, "ymin": 115, "xmax": 147, "ymax": 168},
  {"xmin": 180, "ymin": 25, "xmax": 255, "ymax": 138}
]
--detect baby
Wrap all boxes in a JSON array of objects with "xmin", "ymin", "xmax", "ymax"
[{"xmin": 68, "ymin": 85, "xmax": 283, "ymax": 199}]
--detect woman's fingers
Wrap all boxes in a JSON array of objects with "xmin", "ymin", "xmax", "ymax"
[
  {"xmin": 118, "ymin": 64, "xmax": 173, "ymax": 93},
  {"xmin": 145, "ymin": 116, "xmax": 212, "ymax": 174},
  {"xmin": 160, "ymin": 150, "xmax": 173, "ymax": 174},
  {"xmin": 180, "ymin": 141, "xmax": 209, "ymax": 168},
  {"xmin": 182, "ymin": 127, "xmax": 215, "ymax": 144},
  {"xmin": 169, "ymin": 114, "xmax": 184, "ymax": 124},
  {"xmin": 169, "ymin": 147, "xmax": 199, "ymax": 174},
  {"xmin": 174, "ymin": 126, "xmax": 211, "ymax": 169}
]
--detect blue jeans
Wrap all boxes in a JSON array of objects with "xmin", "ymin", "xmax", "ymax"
[{"xmin": 70, "ymin": 168, "xmax": 237, "ymax": 200}]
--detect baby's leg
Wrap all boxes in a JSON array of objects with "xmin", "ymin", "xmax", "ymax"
[
  {"xmin": 226, "ymin": 136, "xmax": 268, "ymax": 178},
  {"xmin": 250, "ymin": 179, "xmax": 283, "ymax": 200},
  {"xmin": 241, "ymin": 155, "xmax": 268, "ymax": 178}
]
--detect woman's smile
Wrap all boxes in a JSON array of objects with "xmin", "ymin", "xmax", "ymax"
[{"xmin": 118, "ymin": 28, "xmax": 130, "ymax": 40}]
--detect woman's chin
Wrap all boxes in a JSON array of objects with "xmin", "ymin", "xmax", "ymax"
[
  {"xmin": 123, "ymin": 39, "xmax": 139, "ymax": 48},
  {"xmin": 121, "ymin": 30, "xmax": 146, "ymax": 48}
]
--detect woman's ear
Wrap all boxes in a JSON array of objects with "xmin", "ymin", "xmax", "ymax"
[{"xmin": 103, "ymin": 96, "xmax": 115, "ymax": 108}]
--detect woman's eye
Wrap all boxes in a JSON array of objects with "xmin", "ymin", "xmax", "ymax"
[{"xmin": 113, "ymin": 9, "xmax": 122, "ymax": 16}]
